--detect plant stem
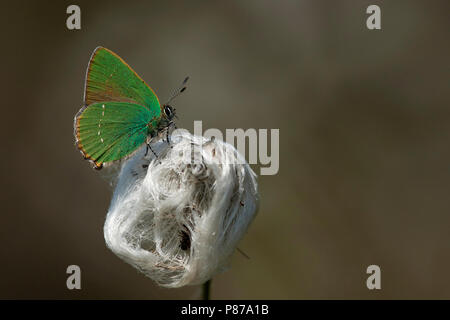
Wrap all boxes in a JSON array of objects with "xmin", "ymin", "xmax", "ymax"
[{"xmin": 203, "ymin": 279, "xmax": 211, "ymax": 300}]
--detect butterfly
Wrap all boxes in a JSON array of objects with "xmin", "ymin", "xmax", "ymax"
[{"xmin": 74, "ymin": 46, "xmax": 187, "ymax": 170}]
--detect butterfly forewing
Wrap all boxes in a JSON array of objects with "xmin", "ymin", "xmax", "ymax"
[
  {"xmin": 75, "ymin": 102, "xmax": 153, "ymax": 167},
  {"xmin": 84, "ymin": 47, "xmax": 161, "ymax": 118}
]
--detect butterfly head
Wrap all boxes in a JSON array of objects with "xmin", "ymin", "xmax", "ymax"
[
  {"xmin": 163, "ymin": 104, "xmax": 176, "ymax": 121},
  {"xmin": 162, "ymin": 76, "xmax": 188, "ymax": 123}
]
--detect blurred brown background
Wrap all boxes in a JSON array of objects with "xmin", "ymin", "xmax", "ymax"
[{"xmin": 0, "ymin": 0, "xmax": 449, "ymax": 299}]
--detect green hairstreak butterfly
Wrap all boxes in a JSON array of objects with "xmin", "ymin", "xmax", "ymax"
[{"xmin": 74, "ymin": 47, "xmax": 187, "ymax": 170}]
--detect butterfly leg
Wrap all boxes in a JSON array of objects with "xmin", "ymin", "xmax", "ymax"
[
  {"xmin": 166, "ymin": 129, "xmax": 171, "ymax": 145},
  {"xmin": 145, "ymin": 143, "xmax": 159, "ymax": 159}
]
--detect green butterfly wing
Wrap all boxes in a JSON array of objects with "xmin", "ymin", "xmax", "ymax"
[
  {"xmin": 75, "ymin": 102, "xmax": 153, "ymax": 169},
  {"xmin": 84, "ymin": 46, "xmax": 161, "ymax": 116}
]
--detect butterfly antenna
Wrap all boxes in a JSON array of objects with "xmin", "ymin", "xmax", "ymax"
[{"xmin": 165, "ymin": 76, "xmax": 189, "ymax": 106}]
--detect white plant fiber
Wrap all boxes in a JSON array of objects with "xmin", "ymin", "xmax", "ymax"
[{"xmin": 103, "ymin": 130, "xmax": 259, "ymax": 287}]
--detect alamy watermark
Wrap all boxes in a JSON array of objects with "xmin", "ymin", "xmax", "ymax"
[
  {"xmin": 366, "ymin": 265, "xmax": 381, "ymax": 290},
  {"xmin": 366, "ymin": 5, "xmax": 381, "ymax": 30},
  {"xmin": 66, "ymin": 265, "xmax": 81, "ymax": 290},
  {"xmin": 172, "ymin": 121, "xmax": 279, "ymax": 176},
  {"xmin": 66, "ymin": 5, "xmax": 81, "ymax": 30}
]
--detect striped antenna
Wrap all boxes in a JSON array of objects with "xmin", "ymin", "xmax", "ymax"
[{"xmin": 165, "ymin": 76, "xmax": 189, "ymax": 106}]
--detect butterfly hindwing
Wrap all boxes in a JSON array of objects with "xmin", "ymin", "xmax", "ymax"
[
  {"xmin": 75, "ymin": 101, "xmax": 153, "ymax": 168},
  {"xmin": 84, "ymin": 47, "xmax": 161, "ymax": 117}
]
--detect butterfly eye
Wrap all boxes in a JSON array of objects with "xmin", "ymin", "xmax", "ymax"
[{"xmin": 164, "ymin": 105, "xmax": 174, "ymax": 119}]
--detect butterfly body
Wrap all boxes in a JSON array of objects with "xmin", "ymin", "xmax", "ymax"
[{"xmin": 74, "ymin": 47, "xmax": 176, "ymax": 169}]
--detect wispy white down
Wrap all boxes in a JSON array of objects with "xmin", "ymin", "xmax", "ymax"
[{"xmin": 103, "ymin": 131, "xmax": 259, "ymax": 287}]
